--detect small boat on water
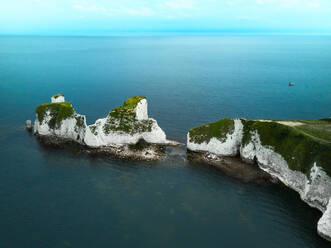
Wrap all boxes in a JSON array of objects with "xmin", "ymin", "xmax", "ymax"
[{"xmin": 288, "ymin": 82, "xmax": 295, "ymax": 86}]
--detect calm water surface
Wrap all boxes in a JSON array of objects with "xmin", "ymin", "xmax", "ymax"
[{"xmin": 0, "ymin": 35, "xmax": 330, "ymax": 247}]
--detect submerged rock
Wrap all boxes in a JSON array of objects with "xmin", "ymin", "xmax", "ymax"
[
  {"xmin": 33, "ymin": 94, "xmax": 171, "ymax": 160},
  {"xmin": 187, "ymin": 150, "xmax": 272, "ymax": 184},
  {"xmin": 187, "ymin": 117, "xmax": 331, "ymax": 241}
]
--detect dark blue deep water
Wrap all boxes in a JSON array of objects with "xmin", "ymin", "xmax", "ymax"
[{"xmin": 0, "ymin": 35, "xmax": 330, "ymax": 248}]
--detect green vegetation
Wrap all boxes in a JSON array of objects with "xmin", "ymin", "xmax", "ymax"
[
  {"xmin": 109, "ymin": 96, "xmax": 145, "ymax": 119},
  {"xmin": 103, "ymin": 96, "xmax": 152, "ymax": 134},
  {"xmin": 75, "ymin": 116, "xmax": 85, "ymax": 128},
  {"xmin": 189, "ymin": 117, "xmax": 331, "ymax": 177},
  {"xmin": 295, "ymin": 119, "xmax": 331, "ymax": 143},
  {"xmin": 188, "ymin": 118, "xmax": 234, "ymax": 144},
  {"xmin": 36, "ymin": 102, "xmax": 74, "ymax": 129},
  {"xmin": 242, "ymin": 120, "xmax": 331, "ymax": 177},
  {"xmin": 103, "ymin": 116, "xmax": 153, "ymax": 135},
  {"xmin": 52, "ymin": 94, "xmax": 64, "ymax": 99},
  {"xmin": 89, "ymin": 125, "xmax": 98, "ymax": 135}
]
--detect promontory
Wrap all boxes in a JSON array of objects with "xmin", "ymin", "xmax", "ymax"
[{"xmin": 187, "ymin": 118, "xmax": 331, "ymax": 241}]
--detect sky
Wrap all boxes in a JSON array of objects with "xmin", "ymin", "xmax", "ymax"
[{"xmin": 0, "ymin": 0, "xmax": 330, "ymax": 35}]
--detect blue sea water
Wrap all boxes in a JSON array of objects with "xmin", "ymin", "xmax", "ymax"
[{"xmin": 0, "ymin": 35, "xmax": 330, "ymax": 248}]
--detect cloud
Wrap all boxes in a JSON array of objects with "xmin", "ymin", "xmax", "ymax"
[
  {"xmin": 307, "ymin": 1, "xmax": 320, "ymax": 8},
  {"xmin": 226, "ymin": 1, "xmax": 235, "ymax": 6},
  {"xmin": 124, "ymin": 7, "xmax": 154, "ymax": 16},
  {"xmin": 73, "ymin": 3, "xmax": 155, "ymax": 17},
  {"xmin": 256, "ymin": 0, "xmax": 321, "ymax": 8},
  {"xmin": 165, "ymin": 0, "xmax": 196, "ymax": 10},
  {"xmin": 74, "ymin": 4, "xmax": 107, "ymax": 12},
  {"xmin": 238, "ymin": 16, "xmax": 250, "ymax": 20},
  {"xmin": 256, "ymin": 0, "xmax": 301, "ymax": 6}
]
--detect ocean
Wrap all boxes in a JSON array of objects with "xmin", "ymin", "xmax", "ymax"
[{"xmin": 0, "ymin": 34, "xmax": 330, "ymax": 247}]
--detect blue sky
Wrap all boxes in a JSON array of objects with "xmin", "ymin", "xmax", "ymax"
[{"xmin": 1, "ymin": 0, "xmax": 330, "ymax": 34}]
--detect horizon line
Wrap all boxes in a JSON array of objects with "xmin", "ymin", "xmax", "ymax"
[{"xmin": 1, "ymin": 31, "xmax": 331, "ymax": 37}]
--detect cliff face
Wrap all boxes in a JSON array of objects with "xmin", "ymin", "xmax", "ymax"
[
  {"xmin": 34, "ymin": 95, "xmax": 167, "ymax": 149},
  {"xmin": 187, "ymin": 118, "xmax": 331, "ymax": 241},
  {"xmin": 84, "ymin": 96, "xmax": 166, "ymax": 146}
]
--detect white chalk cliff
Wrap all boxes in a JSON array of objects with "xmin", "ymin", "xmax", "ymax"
[
  {"xmin": 187, "ymin": 118, "xmax": 331, "ymax": 241},
  {"xmin": 51, "ymin": 94, "xmax": 65, "ymax": 103},
  {"xmin": 187, "ymin": 119, "xmax": 243, "ymax": 156},
  {"xmin": 34, "ymin": 95, "xmax": 167, "ymax": 148}
]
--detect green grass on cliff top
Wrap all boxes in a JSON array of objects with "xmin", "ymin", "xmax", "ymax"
[
  {"xmin": 242, "ymin": 119, "xmax": 331, "ymax": 177},
  {"xmin": 52, "ymin": 93, "xmax": 64, "ymax": 99},
  {"xmin": 36, "ymin": 102, "xmax": 74, "ymax": 129},
  {"xmin": 295, "ymin": 119, "xmax": 331, "ymax": 143},
  {"xmin": 108, "ymin": 96, "xmax": 145, "ymax": 119},
  {"xmin": 104, "ymin": 96, "xmax": 152, "ymax": 134},
  {"xmin": 188, "ymin": 117, "xmax": 331, "ymax": 177},
  {"xmin": 188, "ymin": 118, "xmax": 234, "ymax": 144}
]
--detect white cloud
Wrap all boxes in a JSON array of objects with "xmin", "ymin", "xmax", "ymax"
[
  {"xmin": 307, "ymin": 1, "xmax": 320, "ymax": 8},
  {"xmin": 74, "ymin": 4, "xmax": 107, "ymax": 12},
  {"xmin": 256, "ymin": 0, "xmax": 321, "ymax": 8},
  {"xmin": 238, "ymin": 16, "xmax": 250, "ymax": 20},
  {"xmin": 165, "ymin": 0, "xmax": 196, "ymax": 10},
  {"xmin": 73, "ymin": 3, "xmax": 155, "ymax": 17},
  {"xmin": 226, "ymin": 1, "xmax": 235, "ymax": 6},
  {"xmin": 124, "ymin": 7, "xmax": 154, "ymax": 16}
]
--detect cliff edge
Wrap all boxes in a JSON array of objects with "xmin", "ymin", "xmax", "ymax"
[{"xmin": 187, "ymin": 118, "xmax": 331, "ymax": 241}]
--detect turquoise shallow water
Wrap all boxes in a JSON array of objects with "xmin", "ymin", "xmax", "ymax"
[{"xmin": 0, "ymin": 35, "xmax": 330, "ymax": 247}]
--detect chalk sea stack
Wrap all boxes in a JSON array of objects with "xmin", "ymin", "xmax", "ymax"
[{"xmin": 33, "ymin": 94, "xmax": 173, "ymax": 160}]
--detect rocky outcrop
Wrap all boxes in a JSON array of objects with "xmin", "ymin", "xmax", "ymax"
[
  {"xmin": 34, "ymin": 95, "xmax": 171, "ymax": 160},
  {"xmin": 187, "ymin": 119, "xmax": 243, "ymax": 157},
  {"xmin": 51, "ymin": 94, "xmax": 65, "ymax": 103},
  {"xmin": 187, "ymin": 118, "xmax": 331, "ymax": 241},
  {"xmin": 25, "ymin": 120, "xmax": 33, "ymax": 132},
  {"xmin": 318, "ymin": 199, "xmax": 331, "ymax": 241}
]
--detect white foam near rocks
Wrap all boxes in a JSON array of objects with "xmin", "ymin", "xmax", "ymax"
[{"xmin": 187, "ymin": 119, "xmax": 243, "ymax": 157}]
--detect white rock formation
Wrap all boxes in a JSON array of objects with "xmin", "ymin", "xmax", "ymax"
[
  {"xmin": 83, "ymin": 117, "xmax": 166, "ymax": 147},
  {"xmin": 187, "ymin": 121, "xmax": 331, "ymax": 241},
  {"xmin": 25, "ymin": 120, "xmax": 33, "ymax": 131},
  {"xmin": 51, "ymin": 95, "xmax": 65, "ymax": 103},
  {"xmin": 187, "ymin": 119, "xmax": 243, "ymax": 156},
  {"xmin": 34, "ymin": 111, "xmax": 87, "ymax": 144},
  {"xmin": 240, "ymin": 131, "xmax": 331, "ymax": 240},
  {"xmin": 318, "ymin": 199, "xmax": 331, "ymax": 241},
  {"xmin": 240, "ymin": 132, "xmax": 331, "ymax": 210},
  {"xmin": 135, "ymin": 98, "xmax": 148, "ymax": 120},
  {"xmin": 34, "ymin": 96, "xmax": 167, "ymax": 147}
]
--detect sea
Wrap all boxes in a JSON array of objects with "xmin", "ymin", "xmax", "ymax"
[{"xmin": 0, "ymin": 34, "xmax": 330, "ymax": 248}]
